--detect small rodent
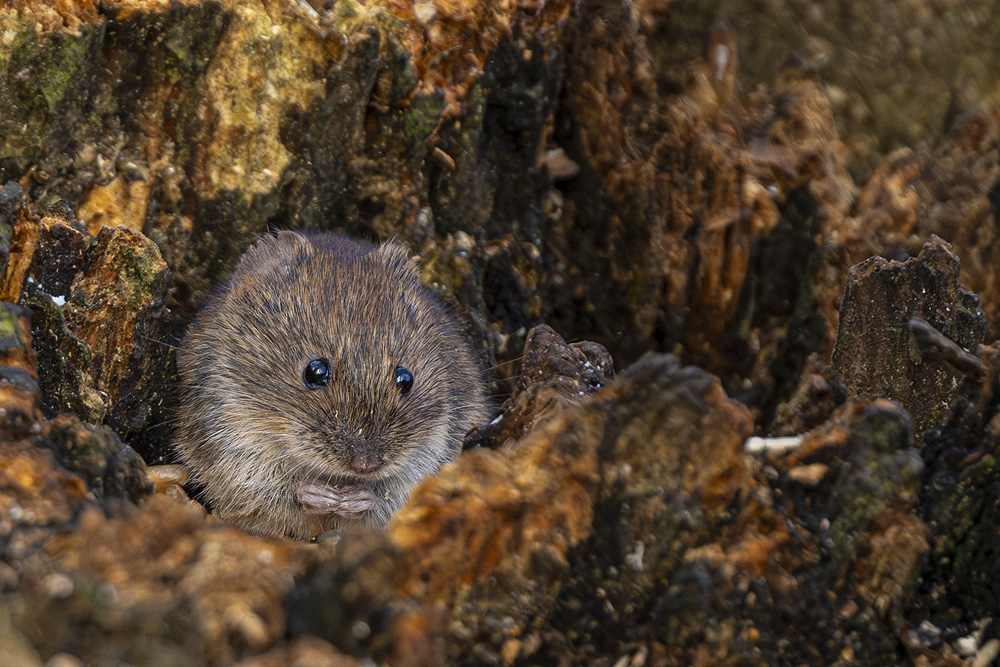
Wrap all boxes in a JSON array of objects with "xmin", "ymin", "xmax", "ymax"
[{"xmin": 175, "ymin": 232, "xmax": 489, "ymax": 539}]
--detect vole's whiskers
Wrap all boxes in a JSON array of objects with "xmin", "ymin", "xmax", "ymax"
[
  {"xmin": 482, "ymin": 355, "xmax": 524, "ymax": 373},
  {"xmin": 137, "ymin": 334, "xmax": 181, "ymax": 351}
]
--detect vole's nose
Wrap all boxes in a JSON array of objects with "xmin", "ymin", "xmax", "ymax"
[{"xmin": 345, "ymin": 443, "xmax": 382, "ymax": 475}]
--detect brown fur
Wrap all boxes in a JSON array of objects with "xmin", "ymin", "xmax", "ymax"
[{"xmin": 175, "ymin": 232, "xmax": 489, "ymax": 538}]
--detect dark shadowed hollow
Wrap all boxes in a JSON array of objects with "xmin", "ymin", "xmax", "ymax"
[{"xmin": 0, "ymin": 1, "xmax": 999, "ymax": 665}]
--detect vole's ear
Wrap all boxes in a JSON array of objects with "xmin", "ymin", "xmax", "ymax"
[
  {"xmin": 232, "ymin": 232, "xmax": 311, "ymax": 280},
  {"xmin": 271, "ymin": 230, "xmax": 312, "ymax": 251},
  {"xmin": 376, "ymin": 240, "xmax": 419, "ymax": 273}
]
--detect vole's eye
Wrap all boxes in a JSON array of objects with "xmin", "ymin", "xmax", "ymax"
[
  {"xmin": 395, "ymin": 366, "xmax": 413, "ymax": 395},
  {"xmin": 303, "ymin": 358, "xmax": 331, "ymax": 389}
]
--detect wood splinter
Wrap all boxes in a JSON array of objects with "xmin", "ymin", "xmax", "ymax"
[{"xmin": 907, "ymin": 316, "xmax": 985, "ymax": 380}]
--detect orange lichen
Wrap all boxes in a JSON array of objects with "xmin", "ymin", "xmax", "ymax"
[
  {"xmin": 2, "ymin": 0, "xmax": 101, "ymax": 35},
  {"xmin": 0, "ymin": 212, "xmax": 42, "ymax": 305},
  {"xmin": 77, "ymin": 176, "xmax": 151, "ymax": 234},
  {"xmin": 380, "ymin": 0, "xmax": 573, "ymax": 117}
]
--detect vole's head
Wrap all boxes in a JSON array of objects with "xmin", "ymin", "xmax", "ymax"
[{"xmin": 177, "ymin": 232, "xmax": 487, "ymax": 537}]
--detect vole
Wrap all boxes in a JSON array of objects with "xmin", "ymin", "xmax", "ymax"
[{"xmin": 174, "ymin": 231, "xmax": 490, "ymax": 539}]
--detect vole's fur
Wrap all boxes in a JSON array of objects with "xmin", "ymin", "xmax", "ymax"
[{"xmin": 175, "ymin": 232, "xmax": 489, "ymax": 538}]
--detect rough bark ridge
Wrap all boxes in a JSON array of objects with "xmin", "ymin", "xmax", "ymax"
[{"xmin": 1, "ymin": 1, "xmax": 1000, "ymax": 666}]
